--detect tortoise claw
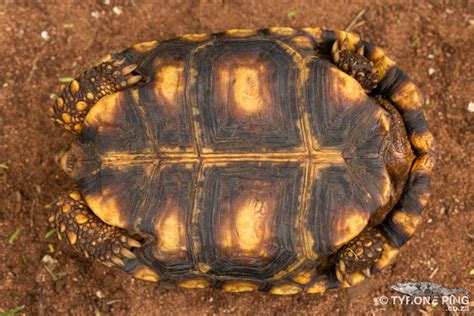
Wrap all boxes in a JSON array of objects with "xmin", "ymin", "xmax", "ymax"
[
  {"xmin": 113, "ymin": 58, "xmax": 126, "ymax": 67},
  {"xmin": 121, "ymin": 64, "xmax": 138, "ymax": 75},
  {"xmin": 121, "ymin": 248, "xmax": 137, "ymax": 259},
  {"xmin": 112, "ymin": 256, "xmax": 126, "ymax": 267},
  {"xmin": 126, "ymin": 75, "xmax": 142, "ymax": 85},
  {"xmin": 361, "ymin": 268, "xmax": 371, "ymax": 278},
  {"xmin": 127, "ymin": 238, "xmax": 142, "ymax": 248}
]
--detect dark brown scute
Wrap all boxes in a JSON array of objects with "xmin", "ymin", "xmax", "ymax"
[
  {"xmin": 81, "ymin": 89, "xmax": 149, "ymax": 155},
  {"xmin": 136, "ymin": 43, "xmax": 196, "ymax": 152},
  {"xmin": 136, "ymin": 163, "xmax": 196, "ymax": 278},
  {"xmin": 79, "ymin": 164, "xmax": 151, "ymax": 227},
  {"xmin": 191, "ymin": 38, "xmax": 303, "ymax": 153},
  {"xmin": 79, "ymin": 160, "xmax": 198, "ymax": 279},
  {"xmin": 307, "ymin": 165, "xmax": 372, "ymax": 255},
  {"xmin": 196, "ymin": 162, "xmax": 303, "ymax": 281}
]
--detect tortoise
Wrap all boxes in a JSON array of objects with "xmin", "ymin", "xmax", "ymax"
[{"xmin": 50, "ymin": 27, "xmax": 434, "ymax": 294}]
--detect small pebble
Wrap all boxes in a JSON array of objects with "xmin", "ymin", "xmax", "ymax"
[
  {"xmin": 112, "ymin": 6, "xmax": 123, "ymax": 15},
  {"xmin": 427, "ymin": 218, "xmax": 433, "ymax": 223},
  {"xmin": 427, "ymin": 54, "xmax": 435, "ymax": 59},
  {"xmin": 91, "ymin": 11, "xmax": 100, "ymax": 19},
  {"xmin": 373, "ymin": 297, "xmax": 380, "ymax": 306},
  {"xmin": 103, "ymin": 0, "xmax": 110, "ymax": 5},
  {"xmin": 467, "ymin": 101, "xmax": 474, "ymax": 112},
  {"xmin": 42, "ymin": 254, "xmax": 58, "ymax": 269},
  {"xmin": 41, "ymin": 31, "xmax": 50, "ymax": 41},
  {"xmin": 428, "ymin": 68, "xmax": 435, "ymax": 76},
  {"xmin": 424, "ymin": 97, "xmax": 431, "ymax": 106},
  {"xmin": 96, "ymin": 290, "xmax": 105, "ymax": 299}
]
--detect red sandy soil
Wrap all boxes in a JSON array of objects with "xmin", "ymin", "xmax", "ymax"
[{"xmin": 0, "ymin": 1, "xmax": 473, "ymax": 315}]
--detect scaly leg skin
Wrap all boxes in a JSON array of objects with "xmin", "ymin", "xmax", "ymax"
[
  {"xmin": 335, "ymin": 227, "xmax": 396, "ymax": 286},
  {"xmin": 49, "ymin": 190, "xmax": 142, "ymax": 269},
  {"xmin": 332, "ymin": 37, "xmax": 380, "ymax": 92},
  {"xmin": 51, "ymin": 57, "xmax": 141, "ymax": 134}
]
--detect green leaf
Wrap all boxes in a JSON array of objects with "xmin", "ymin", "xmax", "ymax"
[
  {"xmin": 410, "ymin": 36, "xmax": 421, "ymax": 49},
  {"xmin": 45, "ymin": 229, "xmax": 55, "ymax": 239},
  {"xmin": 9, "ymin": 228, "xmax": 21, "ymax": 244},
  {"xmin": 21, "ymin": 254, "xmax": 29, "ymax": 265},
  {"xmin": 287, "ymin": 10, "xmax": 297, "ymax": 18},
  {"xmin": 1, "ymin": 305, "xmax": 25, "ymax": 316},
  {"xmin": 56, "ymin": 271, "xmax": 67, "ymax": 278},
  {"xmin": 59, "ymin": 77, "xmax": 74, "ymax": 83}
]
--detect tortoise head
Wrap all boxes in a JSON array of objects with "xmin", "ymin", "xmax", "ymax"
[{"xmin": 56, "ymin": 141, "xmax": 99, "ymax": 180}]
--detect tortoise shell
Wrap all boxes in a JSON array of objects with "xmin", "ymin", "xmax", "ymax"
[{"xmin": 56, "ymin": 28, "xmax": 434, "ymax": 294}]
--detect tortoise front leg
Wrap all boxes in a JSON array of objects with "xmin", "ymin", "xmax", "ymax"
[
  {"xmin": 51, "ymin": 57, "xmax": 141, "ymax": 134},
  {"xmin": 50, "ymin": 190, "xmax": 161, "ymax": 282},
  {"xmin": 49, "ymin": 190, "xmax": 143, "ymax": 268}
]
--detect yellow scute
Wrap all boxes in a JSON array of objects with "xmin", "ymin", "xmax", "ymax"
[
  {"xmin": 154, "ymin": 64, "xmax": 184, "ymax": 108},
  {"xmin": 84, "ymin": 187, "xmax": 127, "ymax": 228},
  {"xmin": 154, "ymin": 200, "xmax": 187, "ymax": 255},
  {"xmin": 220, "ymin": 194, "xmax": 276, "ymax": 259},
  {"xmin": 179, "ymin": 279, "xmax": 209, "ymax": 289},
  {"xmin": 133, "ymin": 266, "xmax": 160, "ymax": 282},
  {"xmin": 84, "ymin": 92, "xmax": 121, "ymax": 129},
  {"xmin": 232, "ymin": 66, "xmax": 266, "ymax": 114},
  {"xmin": 223, "ymin": 281, "xmax": 258, "ymax": 292},
  {"xmin": 334, "ymin": 211, "xmax": 370, "ymax": 247},
  {"xmin": 331, "ymin": 68, "xmax": 366, "ymax": 104}
]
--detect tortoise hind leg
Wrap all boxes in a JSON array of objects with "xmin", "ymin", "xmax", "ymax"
[
  {"xmin": 331, "ymin": 36, "xmax": 380, "ymax": 92},
  {"xmin": 51, "ymin": 57, "xmax": 141, "ymax": 134},
  {"xmin": 335, "ymin": 227, "xmax": 392, "ymax": 286},
  {"xmin": 50, "ymin": 190, "xmax": 141, "ymax": 267},
  {"xmin": 49, "ymin": 190, "xmax": 159, "ymax": 282}
]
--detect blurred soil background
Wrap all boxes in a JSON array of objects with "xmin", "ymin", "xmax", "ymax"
[{"xmin": 0, "ymin": 0, "xmax": 473, "ymax": 315}]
